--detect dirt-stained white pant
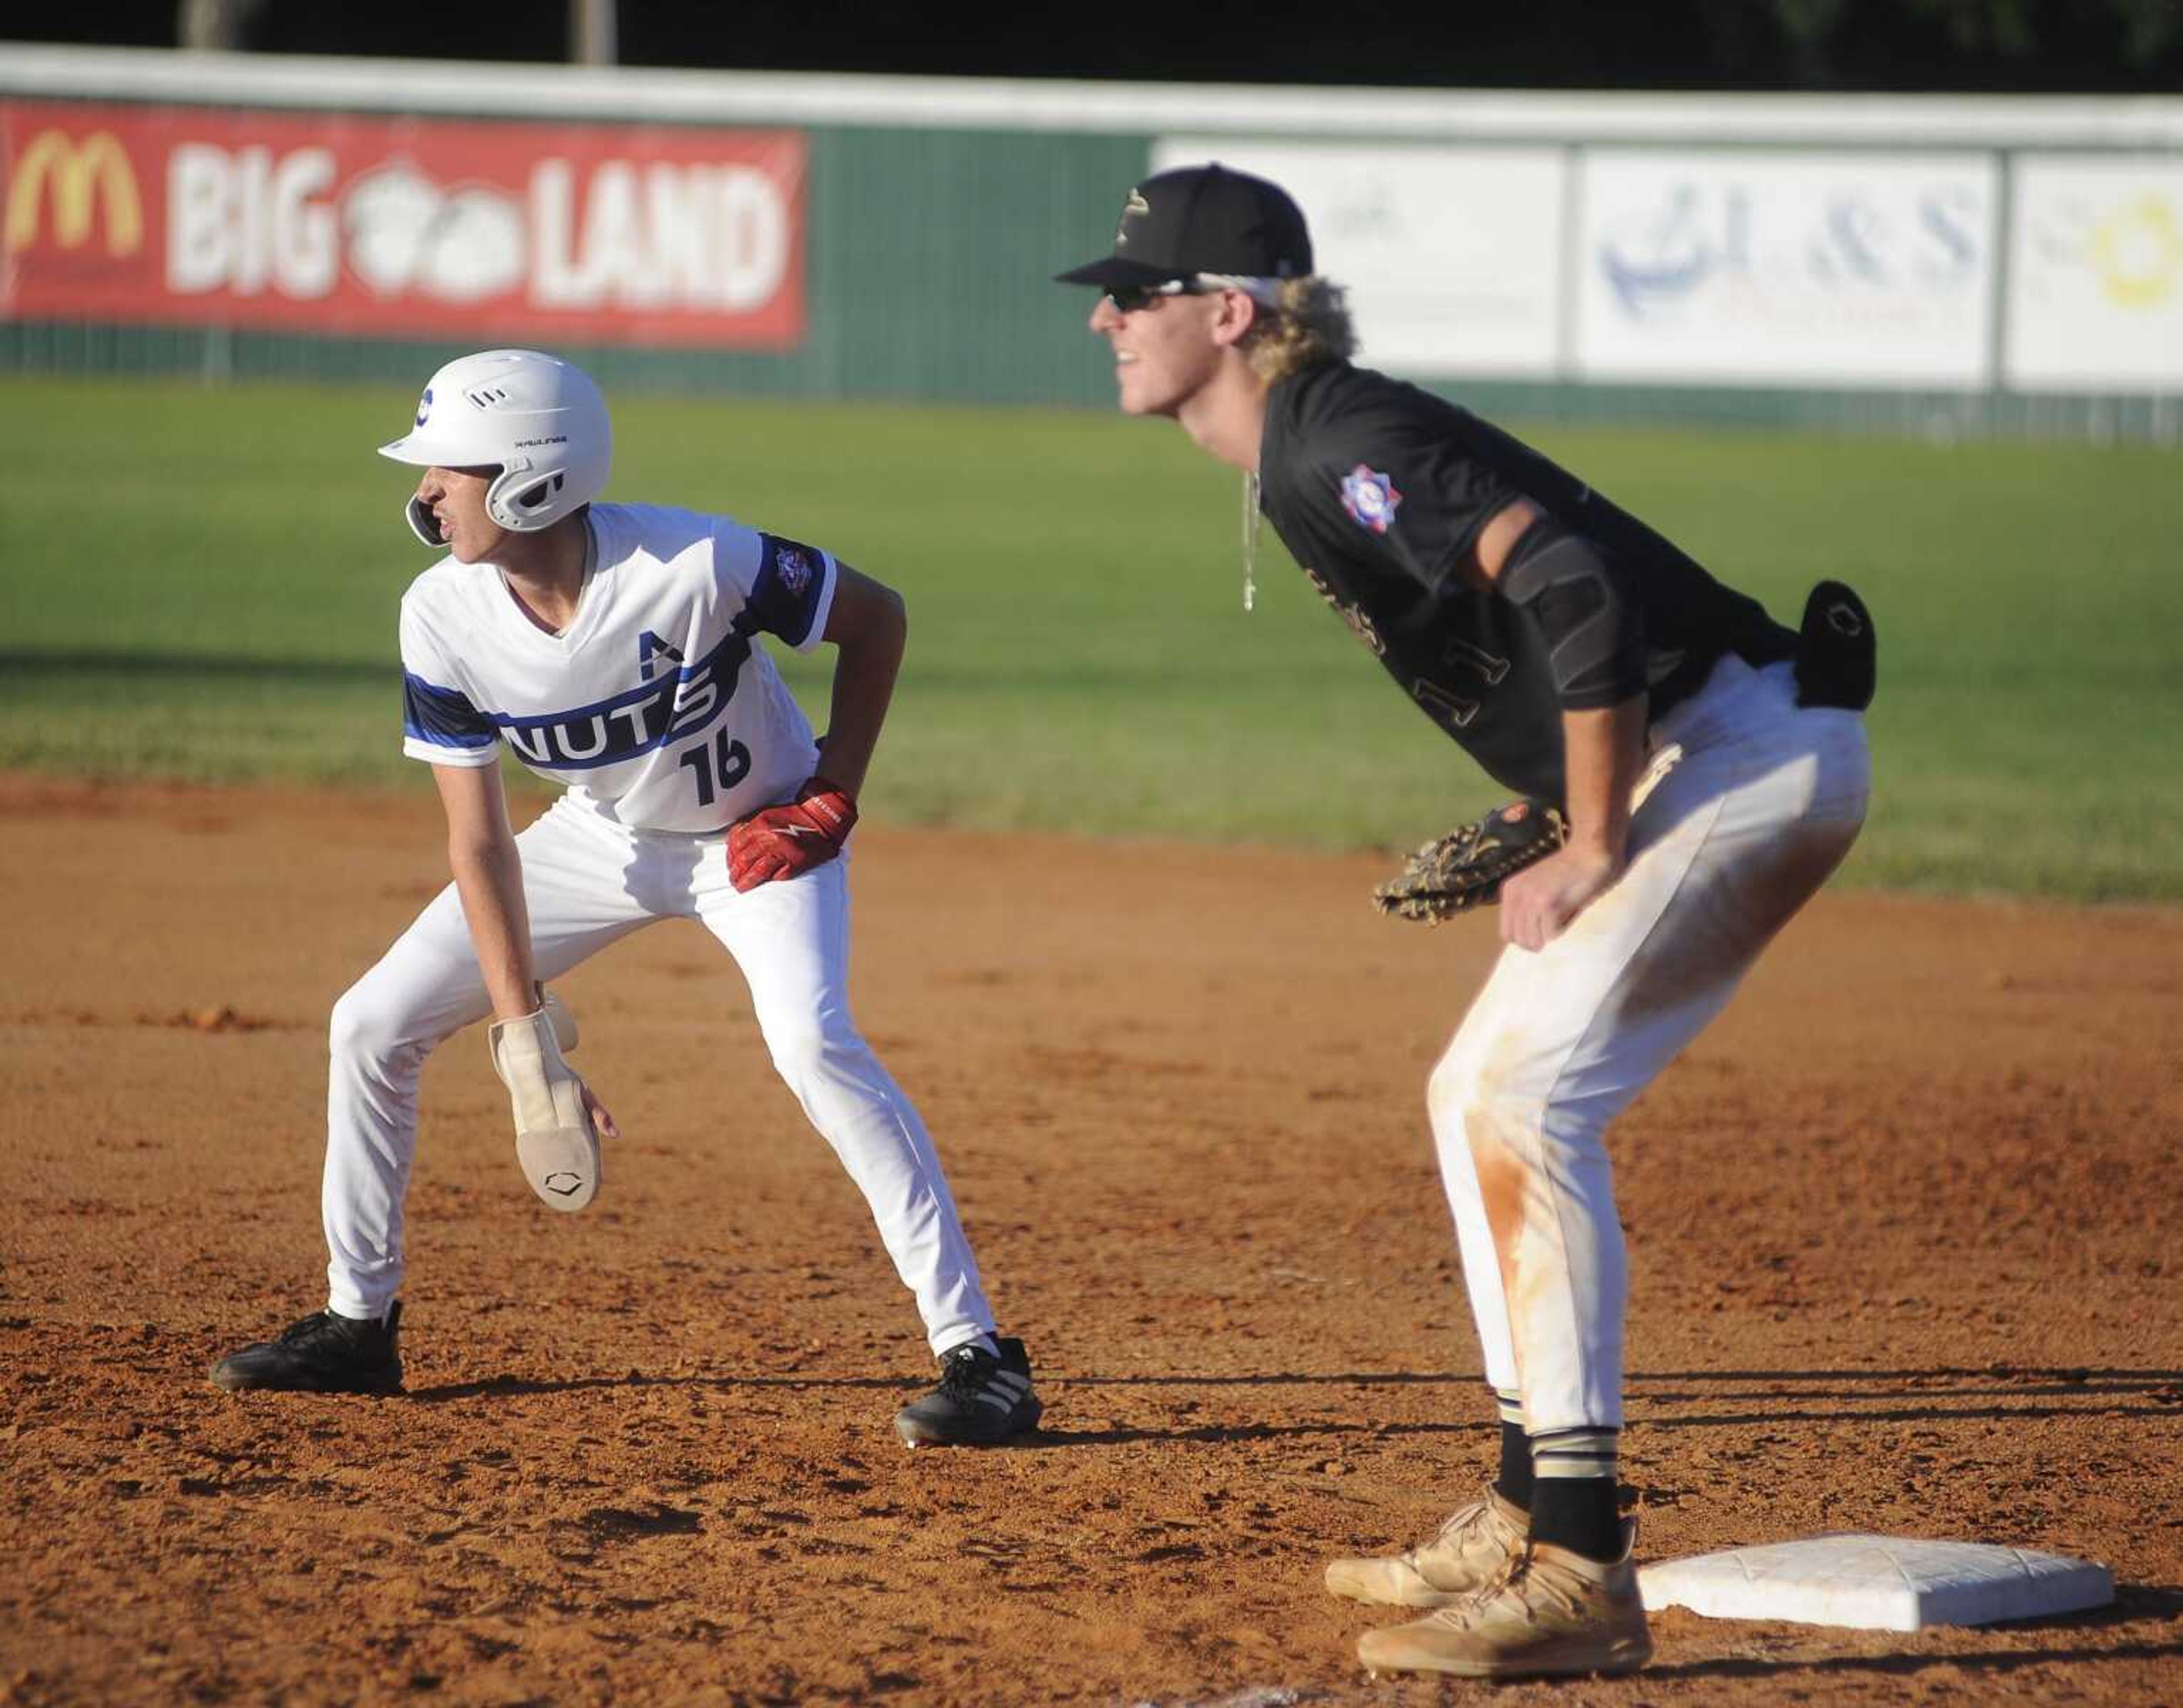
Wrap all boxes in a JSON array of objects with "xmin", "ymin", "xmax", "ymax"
[
  {"xmin": 1430, "ymin": 656, "xmax": 1870, "ymax": 1436},
  {"xmin": 319, "ymin": 795, "xmax": 997, "ymax": 1357}
]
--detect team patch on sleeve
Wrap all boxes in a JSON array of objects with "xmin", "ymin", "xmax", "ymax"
[
  {"xmin": 1340, "ymin": 465, "xmax": 1404, "ymax": 536},
  {"xmin": 748, "ymin": 533, "xmax": 833, "ymax": 648},
  {"xmin": 402, "ymin": 672, "xmax": 499, "ymax": 756}
]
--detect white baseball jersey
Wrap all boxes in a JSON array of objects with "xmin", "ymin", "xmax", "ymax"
[{"xmin": 398, "ymin": 502, "xmax": 836, "ymax": 833}]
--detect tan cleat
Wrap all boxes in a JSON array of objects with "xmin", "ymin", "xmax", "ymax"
[
  {"xmin": 1323, "ymin": 1487, "xmax": 1529, "ymax": 1607},
  {"xmin": 1355, "ymin": 1525, "xmax": 1652, "ymax": 1680}
]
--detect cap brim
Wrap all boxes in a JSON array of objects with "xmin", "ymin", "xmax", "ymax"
[{"xmin": 1053, "ymin": 255, "xmax": 1189, "ymax": 289}]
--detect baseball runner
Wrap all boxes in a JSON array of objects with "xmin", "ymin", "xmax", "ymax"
[
  {"xmin": 207, "ymin": 349, "xmax": 1043, "ymax": 1449},
  {"xmin": 1057, "ymin": 167, "xmax": 1873, "ymax": 1678}
]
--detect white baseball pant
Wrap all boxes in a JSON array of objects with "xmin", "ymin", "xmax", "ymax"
[
  {"xmin": 319, "ymin": 794, "xmax": 997, "ymax": 1356},
  {"xmin": 1429, "ymin": 654, "xmax": 1871, "ymax": 1435}
]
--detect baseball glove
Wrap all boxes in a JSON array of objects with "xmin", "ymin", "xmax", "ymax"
[{"xmin": 1373, "ymin": 800, "xmax": 1570, "ymax": 924}]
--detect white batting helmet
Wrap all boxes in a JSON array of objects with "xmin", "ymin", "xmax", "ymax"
[{"xmin": 377, "ymin": 349, "xmax": 612, "ymax": 547}]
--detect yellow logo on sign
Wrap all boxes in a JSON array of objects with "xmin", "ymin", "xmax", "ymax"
[
  {"xmin": 2089, "ymin": 193, "xmax": 2181, "ymax": 310},
  {"xmin": 5, "ymin": 128, "xmax": 143, "ymax": 257}
]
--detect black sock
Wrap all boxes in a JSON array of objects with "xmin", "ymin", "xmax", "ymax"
[
  {"xmin": 1528, "ymin": 1425, "xmax": 1621, "ymax": 1561},
  {"xmin": 1528, "ymin": 1475, "xmax": 1622, "ymax": 1562},
  {"xmin": 1493, "ymin": 1420, "xmax": 1533, "ymax": 1512},
  {"xmin": 1489, "ymin": 1388, "xmax": 1532, "ymax": 1511}
]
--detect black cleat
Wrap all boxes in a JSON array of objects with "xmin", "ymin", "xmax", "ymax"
[
  {"xmin": 893, "ymin": 1336, "xmax": 1041, "ymax": 1447},
  {"xmin": 209, "ymin": 1301, "xmax": 404, "ymax": 1394}
]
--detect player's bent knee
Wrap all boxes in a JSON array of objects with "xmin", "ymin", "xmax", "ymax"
[
  {"xmin": 329, "ymin": 984, "xmax": 385, "ymax": 1062},
  {"xmin": 761, "ymin": 1039, "xmax": 819, "ymax": 1093},
  {"xmin": 758, "ymin": 1019, "xmax": 864, "ymax": 1098},
  {"xmin": 327, "ymin": 979, "xmax": 433, "ymax": 1067},
  {"xmin": 1426, "ymin": 1048, "xmax": 1479, "ymax": 1129}
]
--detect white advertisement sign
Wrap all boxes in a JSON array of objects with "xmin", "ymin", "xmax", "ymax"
[
  {"xmin": 1576, "ymin": 151, "xmax": 1998, "ymax": 388},
  {"xmin": 2006, "ymin": 156, "xmax": 2183, "ymax": 392},
  {"xmin": 1153, "ymin": 137, "xmax": 1565, "ymax": 378}
]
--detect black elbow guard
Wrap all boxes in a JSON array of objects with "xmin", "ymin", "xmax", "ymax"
[{"xmin": 1498, "ymin": 519, "xmax": 1647, "ymax": 707}]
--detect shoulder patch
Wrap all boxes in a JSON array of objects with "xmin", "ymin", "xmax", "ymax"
[
  {"xmin": 1340, "ymin": 465, "xmax": 1403, "ymax": 536},
  {"xmin": 773, "ymin": 542, "xmax": 815, "ymax": 596}
]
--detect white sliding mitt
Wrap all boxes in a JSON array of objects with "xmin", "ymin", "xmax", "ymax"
[{"xmin": 489, "ymin": 997, "xmax": 599, "ymax": 1212}]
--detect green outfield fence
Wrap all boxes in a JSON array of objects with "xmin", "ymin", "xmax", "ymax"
[{"xmin": 2, "ymin": 45, "xmax": 2180, "ymax": 441}]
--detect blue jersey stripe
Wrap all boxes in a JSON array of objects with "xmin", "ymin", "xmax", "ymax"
[
  {"xmin": 402, "ymin": 673, "xmax": 497, "ymax": 749},
  {"xmin": 442, "ymin": 624, "xmax": 756, "ymax": 773}
]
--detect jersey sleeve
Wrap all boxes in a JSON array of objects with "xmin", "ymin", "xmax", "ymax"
[
  {"xmin": 710, "ymin": 519, "xmax": 838, "ymax": 653},
  {"xmin": 1318, "ymin": 412, "xmax": 1522, "ymax": 596},
  {"xmin": 397, "ymin": 599, "xmax": 500, "ymax": 768}
]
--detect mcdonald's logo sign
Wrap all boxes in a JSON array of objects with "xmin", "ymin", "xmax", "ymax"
[{"xmin": 5, "ymin": 128, "xmax": 143, "ymax": 258}]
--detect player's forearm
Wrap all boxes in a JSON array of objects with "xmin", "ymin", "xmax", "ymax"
[
  {"xmin": 446, "ymin": 835, "xmax": 538, "ymax": 1021},
  {"xmin": 1560, "ymin": 696, "xmax": 1648, "ymax": 863},
  {"xmin": 816, "ymin": 592, "xmax": 907, "ymax": 799}
]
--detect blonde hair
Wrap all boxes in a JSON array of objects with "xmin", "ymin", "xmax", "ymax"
[{"xmin": 1241, "ymin": 276, "xmax": 1358, "ymax": 382}]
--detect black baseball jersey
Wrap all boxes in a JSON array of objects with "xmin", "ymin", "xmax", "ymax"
[{"xmin": 1257, "ymin": 363, "xmax": 1795, "ymax": 805}]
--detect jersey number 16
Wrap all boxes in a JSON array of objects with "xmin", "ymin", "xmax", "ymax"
[{"xmin": 678, "ymin": 727, "xmax": 752, "ymax": 807}]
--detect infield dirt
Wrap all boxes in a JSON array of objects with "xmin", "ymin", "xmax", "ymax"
[{"xmin": 2, "ymin": 774, "xmax": 2178, "ymax": 1707}]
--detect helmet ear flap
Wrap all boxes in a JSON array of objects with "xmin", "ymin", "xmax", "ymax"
[
  {"xmin": 404, "ymin": 495, "xmax": 444, "ymax": 547},
  {"xmin": 485, "ymin": 465, "xmax": 570, "ymax": 531}
]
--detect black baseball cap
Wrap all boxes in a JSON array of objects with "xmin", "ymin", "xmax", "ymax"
[{"xmin": 1055, "ymin": 163, "xmax": 1313, "ymax": 291}]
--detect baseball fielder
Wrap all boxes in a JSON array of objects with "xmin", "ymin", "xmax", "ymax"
[
  {"xmin": 208, "ymin": 349, "xmax": 1042, "ymax": 1449},
  {"xmin": 1058, "ymin": 167, "xmax": 1871, "ymax": 1677}
]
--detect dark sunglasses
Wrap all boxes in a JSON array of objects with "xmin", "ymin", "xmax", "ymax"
[{"xmin": 1103, "ymin": 280, "xmax": 1199, "ymax": 314}]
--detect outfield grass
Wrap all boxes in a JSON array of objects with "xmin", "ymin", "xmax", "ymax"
[{"xmin": 2, "ymin": 376, "xmax": 2178, "ymax": 902}]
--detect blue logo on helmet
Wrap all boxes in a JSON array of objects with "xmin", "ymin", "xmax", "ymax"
[{"xmin": 416, "ymin": 388, "xmax": 433, "ymax": 428}]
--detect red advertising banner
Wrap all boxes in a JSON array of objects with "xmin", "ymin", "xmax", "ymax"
[{"xmin": 0, "ymin": 100, "xmax": 805, "ymax": 348}]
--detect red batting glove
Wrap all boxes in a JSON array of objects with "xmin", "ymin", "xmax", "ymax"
[{"xmin": 727, "ymin": 777, "xmax": 859, "ymax": 893}]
